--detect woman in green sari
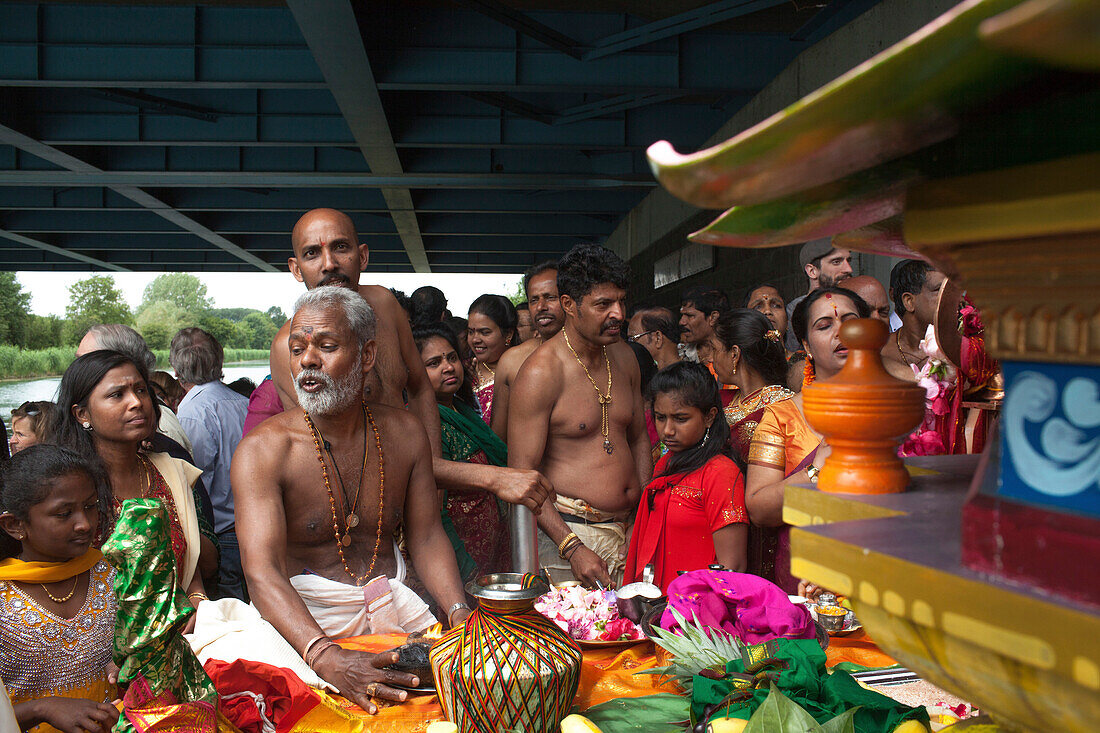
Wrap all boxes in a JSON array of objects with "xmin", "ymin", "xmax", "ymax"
[{"xmin": 414, "ymin": 324, "xmax": 512, "ymax": 578}]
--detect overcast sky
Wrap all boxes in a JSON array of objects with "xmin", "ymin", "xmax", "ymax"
[{"xmin": 16, "ymin": 271, "xmax": 523, "ymax": 319}]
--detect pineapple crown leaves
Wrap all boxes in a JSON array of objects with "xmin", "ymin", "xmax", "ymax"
[
  {"xmin": 637, "ymin": 606, "xmax": 745, "ymax": 693},
  {"xmin": 742, "ymin": 684, "xmax": 860, "ymax": 733}
]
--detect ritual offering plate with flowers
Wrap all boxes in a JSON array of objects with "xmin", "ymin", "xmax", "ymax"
[{"xmin": 535, "ymin": 584, "xmax": 644, "ymax": 647}]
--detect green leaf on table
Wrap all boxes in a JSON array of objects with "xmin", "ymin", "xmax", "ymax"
[
  {"xmin": 819, "ymin": 707, "xmax": 860, "ymax": 733},
  {"xmin": 743, "ymin": 684, "xmax": 818, "ymax": 733}
]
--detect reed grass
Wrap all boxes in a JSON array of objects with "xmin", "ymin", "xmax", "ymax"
[{"xmin": 0, "ymin": 346, "xmax": 269, "ymax": 380}]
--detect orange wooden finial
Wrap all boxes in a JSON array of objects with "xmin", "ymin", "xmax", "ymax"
[{"xmin": 802, "ymin": 318, "xmax": 925, "ymax": 494}]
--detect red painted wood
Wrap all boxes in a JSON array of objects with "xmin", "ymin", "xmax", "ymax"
[{"xmin": 962, "ymin": 494, "xmax": 1100, "ymax": 609}]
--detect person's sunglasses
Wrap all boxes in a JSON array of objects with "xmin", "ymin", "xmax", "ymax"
[
  {"xmin": 16, "ymin": 401, "xmax": 40, "ymax": 417},
  {"xmin": 628, "ymin": 330, "xmax": 656, "ymax": 343}
]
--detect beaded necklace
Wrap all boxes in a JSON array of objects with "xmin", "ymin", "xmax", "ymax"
[
  {"xmin": 303, "ymin": 405, "xmax": 385, "ymax": 586},
  {"xmin": 563, "ymin": 329, "xmax": 614, "ymax": 454},
  {"xmin": 40, "ymin": 577, "xmax": 79, "ymax": 604}
]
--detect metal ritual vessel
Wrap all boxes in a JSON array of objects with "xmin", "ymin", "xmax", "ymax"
[{"xmin": 429, "ymin": 573, "xmax": 582, "ymax": 733}]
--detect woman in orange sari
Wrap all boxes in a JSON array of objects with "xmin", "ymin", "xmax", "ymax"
[
  {"xmin": 709, "ymin": 308, "xmax": 794, "ymax": 582},
  {"xmin": 0, "ymin": 445, "xmax": 118, "ymax": 733},
  {"xmin": 745, "ymin": 287, "xmax": 870, "ymax": 592}
]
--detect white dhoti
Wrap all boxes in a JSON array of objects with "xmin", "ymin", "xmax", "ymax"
[{"xmin": 289, "ymin": 546, "xmax": 437, "ymax": 638}]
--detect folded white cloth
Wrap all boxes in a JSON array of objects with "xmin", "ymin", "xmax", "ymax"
[
  {"xmin": 289, "ymin": 573, "xmax": 436, "ymax": 638},
  {"xmin": 185, "ymin": 597, "xmax": 336, "ymax": 691}
]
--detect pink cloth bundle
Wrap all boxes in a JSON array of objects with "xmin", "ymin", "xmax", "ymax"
[{"xmin": 660, "ymin": 569, "xmax": 816, "ymax": 645}]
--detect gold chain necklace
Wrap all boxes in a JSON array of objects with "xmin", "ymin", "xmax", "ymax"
[
  {"xmin": 563, "ymin": 329, "xmax": 614, "ymax": 454},
  {"xmin": 41, "ymin": 577, "xmax": 79, "ymax": 604},
  {"xmin": 303, "ymin": 405, "xmax": 385, "ymax": 586},
  {"xmin": 896, "ymin": 330, "xmax": 925, "ymax": 367}
]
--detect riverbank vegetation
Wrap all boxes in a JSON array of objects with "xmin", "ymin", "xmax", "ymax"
[
  {"xmin": 0, "ymin": 272, "xmax": 278, "ymax": 379},
  {"xmin": 0, "ymin": 346, "xmax": 271, "ymax": 380}
]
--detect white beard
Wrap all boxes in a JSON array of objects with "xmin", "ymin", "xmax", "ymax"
[{"xmin": 294, "ymin": 354, "xmax": 363, "ymax": 417}]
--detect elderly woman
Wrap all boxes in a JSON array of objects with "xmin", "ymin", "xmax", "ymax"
[
  {"xmin": 744, "ymin": 283, "xmax": 806, "ymax": 392},
  {"xmin": 49, "ymin": 350, "xmax": 216, "ymax": 610},
  {"xmin": 744, "ymin": 287, "xmax": 870, "ymax": 592},
  {"xmin": 8, "ymin": 402, "xmax": 54, "ymax": 455}
]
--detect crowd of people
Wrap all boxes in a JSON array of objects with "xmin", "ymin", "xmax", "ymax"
[{"xmin": 0, "ymin": 206, "xmax": 953, "ymax": 728}]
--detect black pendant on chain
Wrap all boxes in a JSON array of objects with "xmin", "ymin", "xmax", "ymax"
[
  {"xmin": 346, "ymin": 513, "xmax": 360, "ymax": 528},
  {"xmin": 604, "ymin": 439, "xmax": 614, "ymax": 455}
]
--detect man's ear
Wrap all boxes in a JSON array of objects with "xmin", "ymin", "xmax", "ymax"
[
  {"xmin": 560, "ymin": 294, "xmax": 577, "ymax": 319},
  {"xmin": 707, "ymin": 310, "xmax": 720, "ymax": 327},
  {"xmin": 652, "ymin": 332, "xmax": 663, "ymax": 349},
  {"xmin": 360, "ymin": 339, "xmax": 377, "ymax": 376},
  {"xmin": 805, "ymin": 262, "xmax": 819, "ymax": 282},
  {"xmin": 357, "ymin": 241, "xmax": 369, "ymax": 271},
  {"xmin": 288, "ymin": 256, "xmax": 305, "ymax": 284},
  {"xmin": 901, "ymin": 291, "xmax": 916, "ymax": 315}
]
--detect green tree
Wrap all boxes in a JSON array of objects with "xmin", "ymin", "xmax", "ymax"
[
  {"xmin": 199, "ymin": 316, "xmax": 239, "ymax": 350},
  {"xmin": 64, "ymin": 275, "xmax": 132, "ymax": 344},
  {"xmin": 139, "ymin": 273, "xmax": 213, "ymax": 317},
  {"xmin": 266, "ymin": 305, "xmax": 287, "ymax": 326},
  {"xmin": 242, "ymin": 312, "xmax": 279, "ymax": 349},
  {"xmin": 136, "ymin": 300, "xmax": 192, "ymax": 350},
  {"xmin": 23, "ymin": 315, "xmax": 64, "ymax": 350},
  {"xmin": 506, "ymin": 278, "xmax": 526, "ymax": 306},
  {"xmin": 0, "ymin": 272, "xmax": 31, "ymax": 346}
]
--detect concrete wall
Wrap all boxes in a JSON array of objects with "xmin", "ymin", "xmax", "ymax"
[{"xmin": 611, "ymin": 0, "xmax": 960, "ymax": 310}]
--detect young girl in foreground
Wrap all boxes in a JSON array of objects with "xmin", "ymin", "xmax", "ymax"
[
  {"xmin": 0, "ymin": 445, "xmax": 118, "ymax": 733},
  {"xmin": 623, "ymin": 361, "xmax": 749, "ymax": 592}
]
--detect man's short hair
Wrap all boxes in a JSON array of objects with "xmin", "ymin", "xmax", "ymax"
[
  {"xmin": 516, "ymin": 301, "xmax": 529, "ymax": 311},
  {"xmin": 523, "ymin": 260, "xmax": 559, "ymax": 295},
  {"xmin": 680, "ymin": 286, "xmax": 729, "ymax": 317},
  {"xmin": 169, "ymin": 328, "xmax": 224, "ymax": 385},
  {"xmin": 638, "ymin": 306, "xmax": 680, "ymax": 343},
  {"xmin": 294, "ymin": 285, "xmax": 377, "ymax": 347},
  {"xmin": 82, "ymin": 324, "xmax": 156, "ymax": 373},
  {"xmin": 891, "ymin": 259, "xmax": 933, "ymax": 315},
  {"xmin": 409, "ymin": 285, "xmax": 447, "ymax": 327},
  {"xmin": 557, "ymin": 244, "xmax": 629, "ymax": 303}
]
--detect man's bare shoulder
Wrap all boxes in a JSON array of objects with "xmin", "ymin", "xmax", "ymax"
[
  {"xmin": 270, "ymin": 319, "xmax": 291, "ymax": 352},
  {"xmin": 497, "ymin": 339, "xmax": 540, "ymax": 380},
  {"xmin": 514, "ymin": 337, "xmax": 565, "ymax": 389},
  {"xmin": 358, "ymin": 284, "xmax": 400, "ymax": 313}
]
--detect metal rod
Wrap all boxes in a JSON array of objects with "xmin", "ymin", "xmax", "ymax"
[{"xmin": 510, "ymin": 505, "xmax": 539, "ymax": 574}]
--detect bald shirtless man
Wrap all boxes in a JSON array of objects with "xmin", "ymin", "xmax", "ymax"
[
  {"xmin": 842, "ymin": 275, "xmax": 891, "ymax": 325},
  {"xmin": 270, "ymin": 209, "xmax": 549, "ymax": 513},
  {"xmin": 490, "ymin": 261, "xmax": 565, "ymax": 442},
  {"xmin": 508, "ymin": 244, "xmax": 652, "ymax": 587},
  {"xmin": 233, "ymin": 286, "xmax": 469, "ymax": 713},
  {"xmin": 881, "ymin": 260, "xmax": 945, "ymax": 382}
]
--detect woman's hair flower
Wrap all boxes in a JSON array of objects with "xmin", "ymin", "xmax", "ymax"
[{"xmin": 764, "ymin": 329, "xmax": 781, "ymax": 343}]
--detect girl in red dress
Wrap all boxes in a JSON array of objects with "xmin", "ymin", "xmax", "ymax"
[{"xmin": 624, "ymin": 361, "xmax": 749, "ymax": 593}]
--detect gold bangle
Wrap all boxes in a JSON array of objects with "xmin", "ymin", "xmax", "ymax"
[
  {"xmin": 306, "ymin": 639, "xmax": 338, "ymax": 669},
  {"xmin": 557, "ymin": 532, "xmax": 579, "ymax": 557},
  {"xmin": 559, "ymin": 536, "xmax": 583, "ymax": 560},
  {"xmin": 188, "ymin": 592, "xmax": 209, "ymax": 603}
]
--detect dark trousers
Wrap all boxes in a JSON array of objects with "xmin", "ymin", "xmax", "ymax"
[{"xmin": 214, "ymin": 529, "xmax": 249, "ymax": 602}]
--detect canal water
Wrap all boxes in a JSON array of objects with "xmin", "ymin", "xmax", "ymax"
[{"xmin": 0, "ymin": 360, "xmax": 271, "ymax": 436}]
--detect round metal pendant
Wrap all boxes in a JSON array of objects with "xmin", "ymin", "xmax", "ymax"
[
  {"xmin": 341, "ymin": 534, "xmax": 353, "ymax": 547},
  {"xmin": 346, "ymin": 513, "xmax": 360, "ymax": 528}
]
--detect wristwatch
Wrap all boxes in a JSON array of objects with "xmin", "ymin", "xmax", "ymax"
[{"xmin": 806, "ymin": 463, "xmax": 820, "ymax": 484}]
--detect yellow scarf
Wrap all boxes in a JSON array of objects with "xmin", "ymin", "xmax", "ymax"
[{"xmin": 0, "ymin": 548, "xmax": 104, "ymax": 583}]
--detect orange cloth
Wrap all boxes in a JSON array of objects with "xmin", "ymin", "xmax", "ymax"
[
  {"xmin": 747, "ymin": 399, "xmax": 819, "ymax": 473},
  {"xmin": 331, "ymin": 634, "xmax": 679, "ymax": 731},
  {"xmin": 0, "ymin": 549, "xmax": 103, "ymax": 583},
  {"xmin": 824, "ymin": 629, "xmax": 899, "ymax": 669}
]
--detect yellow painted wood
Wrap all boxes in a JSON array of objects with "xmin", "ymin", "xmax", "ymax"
[{"xmin": 905, "ymin": 153, "xmax": 1100, "ymax": 246}]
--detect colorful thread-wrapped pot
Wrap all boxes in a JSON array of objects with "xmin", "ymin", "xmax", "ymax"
[{"xmin": 430, "ymin": 573, "xmax": 582, "ymax": 733}]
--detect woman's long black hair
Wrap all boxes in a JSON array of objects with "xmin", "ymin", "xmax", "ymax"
[
  {"xmin": 712, "ymin": 308, "xmax": 789, "ymax": 387},
  {"xmin": 48, "ymin": 350, "xmax": 160, "ymax": 463},
  {"xmin": 413, "ymin": 324, "xmax": 477, "ymax": 410},
  {"xmin": 0, "ymin": 444, "xmax": 108, "ymax": 559},
  {"xmin": 468, "ymin": 294, "xmax": 518, "ymax": 345},
  {"xmin": 647, "ymin": 361, "xmax": 740, "ymax": 478}
]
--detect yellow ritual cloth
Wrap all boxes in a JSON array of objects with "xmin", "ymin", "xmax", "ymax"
[{"xmin": 0, "ymin": 549, "xmax": 104, "ymax": 583}]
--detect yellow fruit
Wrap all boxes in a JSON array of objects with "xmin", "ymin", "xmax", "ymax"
[
  {"xmin": 560, "ymin": 713, "xmax": 604, "ymax": 733},
  {"xmin": 426, "ymin": 722, "xmax": 458, "ymax": 733},
  {"xmin": 707, "ymin": 717, "xmax": 748, "ymax": 733},
  {"xmin": 891, "ymin": 722, "xmax": 929, "ymax": 733}
]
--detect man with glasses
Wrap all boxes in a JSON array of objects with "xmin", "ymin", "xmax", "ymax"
[{"xmin": 627, "ymin": 306, "xmax": 681, "ymax": 371}]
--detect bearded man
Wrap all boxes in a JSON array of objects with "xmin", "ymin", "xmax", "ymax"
[
  {"xmin": 232, "ymin": 286, "xmax": 470, "ymax": 713},
  {"xmin": 508, "ymin": 244, "xmax": 652, "ymax": 587},
  {"xmin": 490, "ymin": 261, "xmax": 566, "ymax": 442},
  {"xmin": 785, "ymin": 239, "xmax": 854, "ymax": 350}
]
